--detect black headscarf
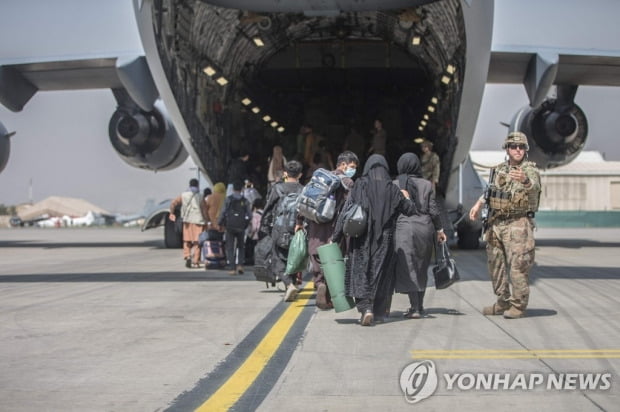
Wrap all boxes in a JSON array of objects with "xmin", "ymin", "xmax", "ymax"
[
  {"xmin": 397, "ymin": 152, "xmax": 422, "ymax": 211},
  {"xmin": 356, "ymin": 154, "xmax": 403, "ymax": 242},
  {"xmin": 397, "ymin": 152, "xmax": 422, "ymax": 177}
]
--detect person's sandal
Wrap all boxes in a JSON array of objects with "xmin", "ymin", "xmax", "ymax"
[
  {"xmin": 361, "ymin": 310, "xmax": 374, "ymax": 326},
  {"xmin": 403, "ymin": 308, "xmax": 421, "ymax": 319}
]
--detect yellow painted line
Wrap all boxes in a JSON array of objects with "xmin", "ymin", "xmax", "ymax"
[
  {"xmin": 411, "ymin": 349, "xmax": 620, "ymax": 359},
  {"xmin": 195, "ymin": 282, "xmax": 314, "ymax": 412}
]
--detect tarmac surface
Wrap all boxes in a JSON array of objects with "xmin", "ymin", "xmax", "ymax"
[{"xmin": 0, "ymin": 227, "xmax": 619, "ymax": 411}]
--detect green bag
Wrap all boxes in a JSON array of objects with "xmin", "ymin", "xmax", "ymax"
[{"xmin": 285, "ymin": 230, "xmax": 308, "ymax": 274}]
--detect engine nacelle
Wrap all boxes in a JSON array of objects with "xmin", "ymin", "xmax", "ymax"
[
  {"xmin": 511, "ymin": 98, "xmax": 588, "ymax": 169},
  {"xmin": 108, "ymin": 101, "xmax": 188, "ymax": 171}
]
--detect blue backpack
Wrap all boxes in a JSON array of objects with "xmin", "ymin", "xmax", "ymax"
[{"xmin": 297, "ymin": 168, "xmax": 341, "ymax": 223}]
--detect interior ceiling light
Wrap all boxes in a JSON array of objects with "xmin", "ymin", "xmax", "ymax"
[
  {"xmin": 447, "ymin": 64, "xmax": 456, "ymax": 74},
  {"xmin": 423, "ymin": 114, "xmax": 429, "ymax": 120},
  {"xmin": 216, "ymin": 76, "xmax": 229, "ymax": 86},
  {"xmin": 431, "ymin": 97, "xmax": 438, "ymax": 104},
  {"xmin": 441, "ymin": 75, "xmax": 451, "ymax": 85},
  {"xmin": 420, "ymin": 120, "xmax": 427, "ymax": 126},
  {"xmin": 427, "ymin": 105, "xmax": 436, "ymax": 113},
  {"xmin": 252, "ymin": 37, "xmax": 265, "ymax": 47},
  {"xmin": 414, "ymin": 137, "xmax": 425, "ymax": 143},
  {"xmin": 411, "ymin": 35, "xmax": 421, "ymax": 46},
  {"xmin": 202, "ymin": 66, "xmax": 216, "ymax": 76},
  {"xmin": 241, "ymin": 98, "xmax": 252, "ymax": 106},
  {"xmin": 251, "ymin": 107, "xmax": 260, "ymax": 113},
  {"xmin": 262, "ymin": 115, "xmax": 271, "ymax": 122},
  {"xmin": 277, "ymin": 126, "xmax": 285, "ymax": 133},
  {"xmin": 418, "ymin": 126, "xmax": 424, "ymax": 131},
  {"xmin": 270, "ymin": 121, "xmax": 278, "ymax": 128}
]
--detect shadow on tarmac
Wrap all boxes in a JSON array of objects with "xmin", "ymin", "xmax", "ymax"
[
  {"xmin": 535, "ymin": 238, "xmax": 620, "ymax": 248},
  {"xmin": 0, "ymin": 271, "xmax": 262, "ymax": 282},
  {"xmin": 334, "ymin": 307, "xmax": 467, "ymax": 326},
  {"xmin": 4, "ymin": 266, "xmax": 614, "ymax": 285},
  {"xmin": 0, "ymin": 240, "xmax": 164, "ymax": 249},
  {"xmin": 524, "ymin": 308, "xmax": 558, "ymax": 317},
  {"xmin": 532, "ymin": 265, "xmax": 620, "ymax": 280},
  {"xmin": 457, "ymin": 238, "xmax": 620, "ymax": 251}
]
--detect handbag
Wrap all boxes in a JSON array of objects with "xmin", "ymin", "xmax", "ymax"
[
  {"xmin": 432, "ymin": 242, "xmax": 460, "ymax": 289},
  {"xmin": 342, "ymin": 202, "xmax": 367, "ymax": 238}
]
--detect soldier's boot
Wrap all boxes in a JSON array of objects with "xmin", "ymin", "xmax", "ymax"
[
  {"xmin": 482, "ymin": 302, "xmax": 510, "ymax": 316},
  {"xmin": 503, "ymin": 306, "xmax": 525, "ymax": 319}
]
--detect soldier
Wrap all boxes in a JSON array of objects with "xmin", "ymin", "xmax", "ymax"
[
  {"xmin": 420, "ymin": 140, "xmax": 440, "ymax": 191},
  {"xmin": 468, "ymin": 131, "xmax": 541, "ymax": 319}
]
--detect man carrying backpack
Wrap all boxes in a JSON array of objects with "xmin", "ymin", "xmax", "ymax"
[
  {"xmin": 219, "ymin": 180, "xmax": 252, "ymax": 275},
  {"xmin": 260, "ymin": 160, "xmax": 304, "ymax": 301},
  {"xmin": 300, "ymin": 151, "xmax": 359, "ymax": 309}
]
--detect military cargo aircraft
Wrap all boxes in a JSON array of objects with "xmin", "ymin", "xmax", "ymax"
[{"xmin": 2, "ymin": 0, "xmax": 620, "ymax": 248}]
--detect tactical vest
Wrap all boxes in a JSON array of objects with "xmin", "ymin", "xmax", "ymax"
[{"xmin": 488, "ymin": 161, "xmax": 541, "ymax": 216}]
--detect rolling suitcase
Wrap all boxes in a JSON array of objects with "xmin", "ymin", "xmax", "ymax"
[{"xmin": 203, "ymin": 240, "xmax": 226, "ymax": 269}]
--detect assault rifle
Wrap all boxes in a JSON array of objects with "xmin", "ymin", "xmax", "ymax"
[{"xmin": 481, "ymin": 167, "xmax": 496, "ymax": 233}]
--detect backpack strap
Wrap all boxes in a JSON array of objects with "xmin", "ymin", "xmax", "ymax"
[{"xmin": 182, "ymin": 192, "xmax": 198, "ymax": 221}]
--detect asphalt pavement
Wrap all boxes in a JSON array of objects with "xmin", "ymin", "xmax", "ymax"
[{"xmin": 0, "ymin": 227, "xmax": 619, "ymax": 411}]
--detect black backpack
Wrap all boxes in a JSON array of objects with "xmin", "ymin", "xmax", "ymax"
[
  {"xmin": 225, "ymin": 196, "xmax": 249, "ymax": 230},
  {"xmin": 271, "ymin": 186, "xmax": 301, "ymax": 248}
]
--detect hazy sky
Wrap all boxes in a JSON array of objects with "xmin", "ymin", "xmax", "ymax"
[{"xmin": 1, "ymin": 0, "xmax": 620, "ymax": 213}]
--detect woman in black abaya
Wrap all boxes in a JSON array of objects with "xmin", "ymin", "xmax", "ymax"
[
  {"xmin": 332, "ymin": 154, "xmax": 416, "ymax": 326},
  {"xmin": 393, "ymin": 153, "xmax": 447, "ymax": 318}
]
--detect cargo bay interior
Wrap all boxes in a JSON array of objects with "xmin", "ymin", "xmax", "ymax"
[{"xmin": 151, "ymin": 0, "xmax": 465, "ymax": 191}]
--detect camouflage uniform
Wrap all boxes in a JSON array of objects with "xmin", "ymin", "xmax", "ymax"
[
  {"xmin": 421, "ymin": 150, "xmax": 440, "ymax": 185},
  {"xmin": 484, "ymin": 131, "xmax": 541, "ymax": 314}
]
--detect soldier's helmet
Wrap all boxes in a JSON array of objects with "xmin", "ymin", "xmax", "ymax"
[{"xmin": 502, "ymin": 131, "xmax": 529, "ymax": 151}]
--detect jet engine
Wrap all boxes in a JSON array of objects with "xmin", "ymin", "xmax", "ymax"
[
  {"xmin": 108, "ymin": 101, "xmax": 188, "ymax": 171},
  {"xmin": 511, "ymin": 89, "xmax": 588, "ymax": 170}
]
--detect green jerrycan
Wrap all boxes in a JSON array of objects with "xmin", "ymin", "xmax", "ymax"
[{"xmin": 317, "ymin": 243, "xmax": 355, "ymax": 312}]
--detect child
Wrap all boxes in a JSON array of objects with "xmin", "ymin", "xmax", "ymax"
[{"xmin": 245, "ymin": 197, "xmax": 265, "ymax": 265}]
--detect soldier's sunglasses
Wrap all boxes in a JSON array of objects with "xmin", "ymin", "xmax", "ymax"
[{"xmin": 508, "ymin": 144, "xmax": 526, "ymax": 150}]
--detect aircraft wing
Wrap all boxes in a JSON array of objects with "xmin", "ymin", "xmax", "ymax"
[
  {"xmin": 488, "ymin": 46, "xmax": 620, "ymax": 107},
  {"xmin": 0, "ymin": 54, "xmax": 158, "ymax": 112},
  {"xmin": 0, "ymin": 53, "xmax": 189, "ymax": 174}
]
